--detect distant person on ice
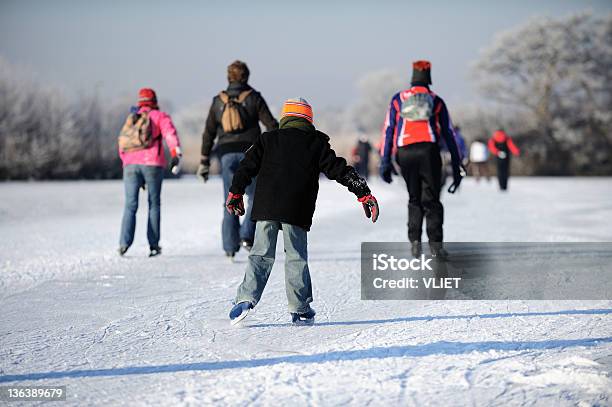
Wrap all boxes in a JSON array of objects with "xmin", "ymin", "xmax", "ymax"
[
  {"xmin": 379, "ymin": 60, "xmax": 463, "ymax": 258},
  {"xmin": 488, "ymin": 129, "xmax": 520, "ymax": 191},
  {"xmin": 117, "ymin": 88, "xmax": 182, "ymax": 257},
  {"xmin": 351, "ymin": 135, "xmax": 372, "ymax": 179},
  {"xmin": 226, "ymin": 98, "xmax": 379, "ymax": 325},
  {"xmin": 197, "ymin": 60, "xmax": 278, "ymax": 259},
  {"xmin": 469, "ymin": 139, "xmax": 490, "ymax": 182}
]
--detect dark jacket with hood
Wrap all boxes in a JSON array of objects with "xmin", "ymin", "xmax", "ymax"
[
  {"xmin": 230, "ymin": 117, "xmax": 371, "ymax": 230},
  {"xmin": 201, "ymin": 82, "xmax": 279, "ymax": 157}
]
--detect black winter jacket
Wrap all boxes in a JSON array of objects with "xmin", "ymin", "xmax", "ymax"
[
  {"xmin": 230, "ymin": 124, "xmax": 371, "ymax": 230},
  {"xmin": 201, "ymin": 82, "xmax": 279, "ymax": 158}
]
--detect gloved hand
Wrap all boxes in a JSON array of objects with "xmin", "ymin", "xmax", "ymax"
[
  {"xmin": 170, "ymin": 147, "xmax": 182, "ymax": 175},
  {"xmin": 498, "ymin": 151, "xmax": 507, "ymax": 159},
  {"xmin": 379, "ymin": 162, "xmax": 398, "ymax": 184},
  {"xmin": 358, "ymin": 194, "xmax": 379, "ymax": 223},
  {"xmin": 226, "ymin": 192, "xmax": 245, "ymax": 216},
  {"xmin": 196, "ymin": 156, "xmax": 210, "ymax": 182},
  {"xmin": 447, "ymin": 165, "xmax": 464, "ymax": 194}
]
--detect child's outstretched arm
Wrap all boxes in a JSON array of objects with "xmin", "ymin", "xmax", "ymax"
[
  {"xmin": 319, "ymin": 137, "xmax": 379, "ymax": 223},
  {"xmin": 226, "ymin": 134, "xmax": 264, "ymax": 216}
]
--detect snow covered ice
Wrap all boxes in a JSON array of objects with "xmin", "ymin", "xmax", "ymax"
[{"xmin": 1, "ymin": 177, "xmax": 611, "ymax": 406}]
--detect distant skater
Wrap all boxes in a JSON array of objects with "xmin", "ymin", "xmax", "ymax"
[
  {"xmin": 197, "ymin": 60, "xmax": 278, "ymax": 259},
  {"xmin": 117, "ymin": 88, "xmax": 182, "ymax": 257},
  {"xmin": 469, "ymin": 139, "xmax": 490, "ymax": 182},
  {"xmin": 488, "ymin": 129, "xmax": 520, "ymax": 191},
  {"xmin": 379, "ymin": 60, "xmax": 463, "ymax": 258},
  {"xmin": 227, "ymin": 98, "xmax": 379, "ymax": 325},
  {"xmin": 351, "ymin": 135, "xmax": 372, "ymax": 179}
]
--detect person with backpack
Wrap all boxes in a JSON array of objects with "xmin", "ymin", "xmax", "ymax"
[
  {"xmin": 469, "ymin": 139, "xmax": 490, "ymax": 182},
  {"xmin": 379, "ymin": 61, "xmax": 463, "ymax": 258},
  {"xmin": 197, "ymin": 60, "xmax": 278, "ymax": 259},
  {"xmin": 488, "ymin": 129, "xmax": 520, "ymax": 191},
  {"xmin": 226, "ymin": 98, "xmax": 379, "ymax": 325},
  {"xmin": 117, "ymin": 88, "xmax": 181, "ymax": 257}
]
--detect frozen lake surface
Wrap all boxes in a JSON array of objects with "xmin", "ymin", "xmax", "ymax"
[{"xmin": 1, "ymin": 177, "xmax": 611, "ymax": 406}]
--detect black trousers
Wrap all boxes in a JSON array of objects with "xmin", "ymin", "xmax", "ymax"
[
  {"xmin": 396, "ymin": 143, "xmax": 443, "ymax": 243},
  {"xmin": 496, "ymin": 157, "xmax": 510, "ymax": 190}
]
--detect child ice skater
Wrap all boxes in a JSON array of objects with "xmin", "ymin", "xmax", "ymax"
[{"xmin": 226, "ymin": 98, "xmax": 379, "ymax": 325}]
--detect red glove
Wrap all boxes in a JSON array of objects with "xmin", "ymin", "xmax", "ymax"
[
  {"xmin": 358, "ymin": 194, "xmax": 379, "ymax": 223},
  {"xmin": 226, "ymin": 192, "xmax": 245, "ymax": 216}
]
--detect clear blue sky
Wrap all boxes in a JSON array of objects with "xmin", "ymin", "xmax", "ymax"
[{"xmin": 1, "ymin": 0, "xmax": 610, "ymax": 112}]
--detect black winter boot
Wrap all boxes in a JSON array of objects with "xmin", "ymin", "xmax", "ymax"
[
  {"xmin": 291, "ymin": 308, "xmax": 316, "ymax": 325},
  {"xmin": 411, "ymin": 241, "xmax": 422, "ymax": 257},
  {"xmin": 429, "ymin": 242, "xmax": 448, "ymax": 259},
  {"xmin": 149, "ymin": 246, "xmax": 162, "ymax": 257}
]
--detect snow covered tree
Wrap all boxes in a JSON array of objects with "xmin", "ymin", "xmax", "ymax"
[
  {"xmin": 350, "ymin": 70, "xmax": 408, "ymax": 136},
  {"xmin": 0, "ymin": 58, "xmax": 124, "ymax": 179},
  {"xmin": 474, "ymin": 12, "xmax": 612, "ymax": 174},
  {"xmin": 173, "ymin": 102, "xmax": 210, "ymax": 173}
]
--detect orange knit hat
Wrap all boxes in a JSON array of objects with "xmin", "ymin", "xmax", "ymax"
[{"xmin": 280, "ymin": 97, "xmax": 313, "ymax": 123}]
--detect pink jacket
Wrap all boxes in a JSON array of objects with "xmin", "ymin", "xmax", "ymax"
[{"xmin": 119, "ymin": 107, "xmax": 180, "ymax": 167}]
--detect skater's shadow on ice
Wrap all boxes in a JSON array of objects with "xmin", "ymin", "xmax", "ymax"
[
  {"xmin": 1, "ymin": 310, "xmax": 611, "ymax": 384},
  {"xmin": 246, "ymin": 308, "xmax": 612, "ymax": 328},
  {"xmin": 1, "ymin": 337, "xmax": 610, "ymax": 383}
]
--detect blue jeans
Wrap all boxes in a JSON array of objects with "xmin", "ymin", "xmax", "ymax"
[
  {"xmin": 235, "ymin": 221, "xmax": 313, "ymax": 313},
  {"xmin": 119, "ymin": 164, "xmax": 164, "ymax": 248},
  {"xmin": 221, "ymin": 152, "xmax": 256, "ymax": 253}
]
